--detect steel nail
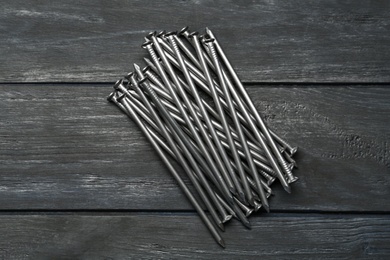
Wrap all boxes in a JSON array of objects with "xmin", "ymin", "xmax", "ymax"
[
  {"xmin": 198, "ymin": 38, "xmax": 269, "ymax": 211},
  {"xmin": 202, "ymin": 37, "xmax": 290, "ymax": 193},
  {"xmin": 204, "ymin": 28, "xmax": 295, "ymax": 187},
  {"xmin": 146, "ymin": 43, "xmax": 285, "ymax": 161},
  {"xmin": 145, "ymin": 35, "xmax": 237, "ymax": 199},
  {"xmin": 126, "ymin": 75, "xmax": 225, "ymax": 231},
  {"xmin": 139, "ymin": 72, "xmax": 278, "ymax": 182},
  {"xmin": 189, "ymin": 32, "xmax": 252, "ymax": 204},
  {"xmin": 133, "ymin": 64, "xmax": 234, "ymax": 222},
  {"xmin": 166, "ymin": 33, "xmax": 246, "ymax": 203},
  {"xmin": 177, "ymin": 30, "xmax": 290, "ymax": 155},
  {"xmin": 109, "ymin": 90, "xmax": 225, "ymax": 248}
]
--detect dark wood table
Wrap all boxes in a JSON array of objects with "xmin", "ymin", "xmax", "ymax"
[{"xmin": 1, "ymin": 1, "xmax": 389, "ymax": 259}]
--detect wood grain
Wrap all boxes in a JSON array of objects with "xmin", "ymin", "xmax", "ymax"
[
  {"xmin": 0, "ymin": 213, "xmax": 389, "ymax": 259},
  {"xmin": 0, "ymin": 84, "xmax": 388, "ymax": 211},
  {"xmin": 1, "ymin": 0, "xmax": 389, "ymax": 83}
]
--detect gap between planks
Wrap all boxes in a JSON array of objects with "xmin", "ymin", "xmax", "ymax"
[{"xmin": 0, "ymin": 210, "xmax": 388, "ymax": 216}]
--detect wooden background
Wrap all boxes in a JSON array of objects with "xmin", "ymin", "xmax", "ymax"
[{"xmin": 1, "ymin": 0, "xmax": 389, "ymax": 259}]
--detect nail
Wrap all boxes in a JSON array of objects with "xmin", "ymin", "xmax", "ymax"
[
  {"xmin": 189, "ymin": 32, "xmax": 251, "ymax": 205},
  {"xmin": 166, "ymin": 33, "xmax": 246, "ymax": 203},
  {"xmin": 128, "ymin": 111, "xmax": 233, "ymax": 224},
  {"xmin": 162, "ymin": 32, "xmax": 240, "ymax": 196},
  {"xmin": 151, "ymin": 38, "xmax": 276, "ymax": 205},
  {"xmin": 202, "ymin": 38, "xmax": 270, "ymax": 212},
  {"xmin": 145, "ymin": 35, "xmax": 236, "ymax": 200},
  {"xmin": 139, "ymin": 71, "xmax": 278, "ymax": 182},
  {"xmin": 136, "ymin": 98, "xmax": 275, "ymax": 199},
  {"xmin": 109, "ymin": 91, "xmax": 225, "ymax": 248},
  {"xmin": 178, "ymin": 30, "xmax": 285, "ymax": 155},
  {"xmin": 143, "ymin": 64, "xmax": 270, "ymax": 167},
  {"xmin": 204, "ymin": 28, "xmax": 292, "ymax": 193},
  {"xmin": 133, "ymin": 74, "xmax": 231, "ymax": 204},
  {"xmin": 137, "ymin": 82, "xmax": 275, "ymax": 199},
  {"xmin": 127, "ymin": 74, "xmax": 225, "ymax": 231},
  {"xmin": 133, "ymin": 64, "xmax": 233, "ymax": 223},
  {"xmin": 148, "ymin": 41, "xmax": 285, "ymax": 168},
  {"xmin": 115, "ymin": 85, "xmax": 229, "ymax": 215},
  {"xmin": 171, "ymin": 33, "xmax": 201, "ymax": 71}
]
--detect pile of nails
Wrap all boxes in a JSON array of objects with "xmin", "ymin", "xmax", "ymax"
[{"xmin": 107, "ymin": 27, "xmax": 298, "ymax": 247}]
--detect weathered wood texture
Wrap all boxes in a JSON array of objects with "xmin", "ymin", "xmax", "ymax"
[
  {"xmin": 1, "ymin": 84, "xmax": 388, "ymax": 211},
  {"xmin": 1, "ymin": 0, "xmax": 390, "ymax": 83},
  {"xmin": 0, "ymin": 213, "xmax": 389, "ymax": 259}
]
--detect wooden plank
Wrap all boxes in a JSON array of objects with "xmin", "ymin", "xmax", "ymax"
[
  {"xmin": 1, "ymin": 1, "xmax": 389, "ymax": 83},
  {"xmin": 0, "ymin": 213, "xmax": 389, "ymax": 259},
  {"xmin": 0, "ymin": 84, "xmax": 389, "ymax": 211}
]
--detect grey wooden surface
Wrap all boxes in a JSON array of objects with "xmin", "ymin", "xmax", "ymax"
[
  {"xmin": 1, "ymin": 0, "xmax": 390, "ymax": 259},
  {"xmin": 1, "ymin": 0, "xmax": 390, "ymax": 83},
  {"xmin": 1, "ymin": 85, "xmax": 389, "ymax": 211},
  {"xmin": 0, "ymin": 214, "xmax": 389, "ymax": 259}
]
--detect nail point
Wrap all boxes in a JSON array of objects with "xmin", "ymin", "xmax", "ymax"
[
  {"xmin": 263, "ymin": 203, "xmax": 270, "ymax": 213},
  {"xmin": 243, "ymin": 219, "xmax": 252, "ymax": 229},
  {"xmin": 219, "ymin": 238, "xmax": 226, "ymax": 248}
]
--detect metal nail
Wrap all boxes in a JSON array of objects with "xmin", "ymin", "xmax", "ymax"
[
  {"xmin": 108, "ymin": 90, "xmax": 225, "ymax": 248},
  {"xmin": 200, "ymin": 38, "xmax": 269, "ymax": 211},
  {"xmin": 127, "ymin": 74, "xmax": 225, "ymax": 231},
  {"xmin": 149, "ymin": 41, "xmax": 286, "ymax": 162},
  {"xmin": 204, "ymin": 28, "xmax": 295, "ymax": 186},
  {"xmin": 141, "ymin": 63, "xmax": 280, "ymax": 189},
  {"xmin": 166, "ymin": 33, "xmax": 247, "ymax": 203},
  {"xmin": 145, "ymin": 35, "xmax": 237, "ymax": 200},
  {"xmin": 133, "ymin": 64, "xmax": 234, "ymax": 223},
  {"xmin": 143, "ymin": 43, "xmax": 233, "ymax": 204}
]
